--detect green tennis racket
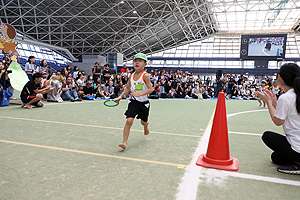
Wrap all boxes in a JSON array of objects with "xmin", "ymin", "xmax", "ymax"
[{"xmin": 104, "ymin": 99, "xmax": 119, "ymax": 107}]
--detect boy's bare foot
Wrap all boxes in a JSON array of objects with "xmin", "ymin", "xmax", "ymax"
[
  {"xmin": 25, "ymin": 104, "xmax": 33, "ymax": 109},
  {"xmin": 144, "ymin": 126, "xmax": 150, "ymax": 135},
  {"xmin": 119, "ymin": 143, "xmax": 126, "ymax": 149},
  {"xmin": 21, "ymin": 103, "xmax": 25, "ymax": 107}
]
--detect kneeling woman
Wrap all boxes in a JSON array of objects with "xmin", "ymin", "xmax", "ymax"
[{"xmin": 255, "ymin": 63, "xmax": 300, "ymax": 174}]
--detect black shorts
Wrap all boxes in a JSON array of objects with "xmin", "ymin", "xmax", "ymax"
[
  {"xmin": 21, "ymin": 94, "xmax": 40, "ymax": 106},
  {"xmin": 125, "ymin": 100, "xmax": 150, "ymax": 122}
]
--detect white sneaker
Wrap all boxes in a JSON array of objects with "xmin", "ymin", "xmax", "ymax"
[{"xmin": 10, "ymin": 96, "xmax": 17, "ymax": 100}]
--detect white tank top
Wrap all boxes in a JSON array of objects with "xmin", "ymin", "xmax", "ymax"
[
  {"xmin": 272, "ymin": 86, "xmax": 280, "ymax": 95},
  {"xmin": 130, "ymin": 71, "xmax": 149, "ymax": 102}
]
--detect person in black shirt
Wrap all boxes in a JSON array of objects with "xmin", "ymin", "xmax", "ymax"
[
  {"xmin": 102, "ymin": 64, "xmax": 111, "ymax": 82},
  {"xmin": 83, "ymin": 81, "xmax": 94, "ymax": 99},
  {"xmin": 20, "ymin": 73, "xmax": 53, "ymax": 109},
  {"xmin": 92, "ymin": 62, "xmax": 101, "ymax": 82}
]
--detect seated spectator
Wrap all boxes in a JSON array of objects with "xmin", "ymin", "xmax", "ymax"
[
  {"xmin": 76, "ymin": 74, "xmax": 86, "ymax": 86},
  {"xmin": 46, "ymin": 72, "xmax": 63, "ymax": 103},
  {"xmin": 231, "ymin": 86, "xmax": 240, "ymax": 99},
  {"xmin": 203, "ymin": 85, "xmax": 210, "ymax": 99},
  {"xmin": 38, "ymin": 60, "xmax": 49, "ymax": 74},
  {"xmin": 20, "ymin": 73, "xmax": 53, "ymax": 109},
  {"xmin": 205, "ymin": 77, "xmax": 211, "ymax": 87},
  {"xmin": 56, "ymin": 70, "xmax": 64, "ymax": 85},
  {"xmin": 154, "ymin": 80, "xmax": 163, "ymax": 97},
  {"xmin": 242, "ymin": 86, "xmax": 252, "ymax": 100},
  {"xmin": 106, "ymin": 77, "xmax": 114, "ymax": 86},
  {"xmin": 73, "ymin": 66, "xmax": 79, "ymax": 79},
  {"xmin": 115, "ymin": 74, "xmax": 122, "ymax": 85},
  {"xmin": 192, "ymin": 83, "xmax": 202, "ymax": 99},
  {"xmin": 77, "ymin": 84, "xmax": 85, "ymax": 99},
  {"xmin": 114, "ymin": 81, "xmax": 124, "ymax": 97},
  {"xmin": 93, "ymin": 77, "xmax": 101, "ymax": 93},
  {"xmin": 61, "ymin": 77, "xmax": 82, "ymax": 102},
  {"xmin": 41, "ymin": 72, "xmax": 48, "ymax": 88},
  {"xmin": 199, "ymin": 83, "xmax": 208, "ymax": 99},
  {"xmin": 168, "ymin": 87, "xmax": 175, "ymax": 98},
  {"xmin": 165, "ymin": 81, "xmax": 172, "ymax": 94},
  {"xmin": 24, "ymin": 56, "xmax": 39, "ymax": 82},
  {"xmin": 220, "ymin": 85, "xmax": 227, "ymax": 96},
  {"xmin": 175, "ymin": 82, "xmax": 185, "ymax": 98},
  {"xmin": 106, "ymin": 81, "xmax": 115, "ymax": 99},
  {"xmin": 96, "ymin": 81, "xmax": 108, "ymax": 99},
  {"xmin": 183, "ymin": 84, "xmax": 190, "ymax": 98},
  {"xmin": 87, "ymin": 75, "xmax": 94, "ymax": 86},
  {"xmin": 83, "ymin": 81, "xmax": 95, "ymax": 100},
  {"xmin": 66, "ymin": 65, "xmax": 72, "ymax": 73}
]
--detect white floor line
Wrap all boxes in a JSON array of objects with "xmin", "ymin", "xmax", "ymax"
[
  {"xmin": 176, "ymin": 108, "xmax": 296, "ymax": 200},
  {"xmin": 224, "ymin": 170, "xmax": 300, "ymax": 186},
  {"xmin": 229, "ymin": 131, "xmax": 262, "ymax": 136},
  {"xmin": 176, "ymin": 123, "xmax": 212, "ymax": 200}
]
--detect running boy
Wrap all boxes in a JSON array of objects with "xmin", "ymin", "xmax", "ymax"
[{"xmin": 114, "ymin": 53, "xmax": 153, "ymax": 149}]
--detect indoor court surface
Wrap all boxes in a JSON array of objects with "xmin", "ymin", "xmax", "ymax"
[
  {"xmin": 1, "ymin": 98, "xmax": 300, "ymax": 200},
  {"xmin": 248, "ymin": 43, "xmax": 282, "ymax": 57}
]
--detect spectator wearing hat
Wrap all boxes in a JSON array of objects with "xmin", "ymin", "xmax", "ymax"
[
  {"xmin": 41, "ymin": 72, "xmax": 48, "ymax": 88},
  {"xmin": 61, "ymin": 77, "xmax": 81, "ymax": 102},
  {"xmin": 77, "ymin": 84, "xmax": 85, "ymax": 99},
  {"xmin": 25, "ymin": 56, "xmax": 38, "ymax": 82},
  {"xmin": 83, "ymin": 81, "xmax": 95, "ymax": 100}
]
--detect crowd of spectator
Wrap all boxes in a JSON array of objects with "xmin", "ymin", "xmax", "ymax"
[
  {"xmin": 148, "ymin": 69, "xmax": 282, "ymax": 101},
  {"xmin": 1, "ymin": 54, "xmax": 283, "ymax": 105}
]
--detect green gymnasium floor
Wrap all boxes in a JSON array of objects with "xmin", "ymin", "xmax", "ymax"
[{"xmin": 0, "ymin": 97, "xmax": 299, "ymax": 200}]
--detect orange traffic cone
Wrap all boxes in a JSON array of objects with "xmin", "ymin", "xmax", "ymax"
[{"xmin": 196, "ymin": 92, "xmax": 239, "ymax": 171}]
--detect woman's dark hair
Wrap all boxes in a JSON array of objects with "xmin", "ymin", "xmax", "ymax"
[
  {"xmin": 74, "ymin": 66, "xmax": 79, "ymax": 71},
  {"xmin": 27, "ymin": 56, "xmax": 35, "ymax": 64},
  {"xmin": 66, "ymin": 65, "xmax": 72, "ymax": 70},
  {"xmin": 40, "ymin": 60, "xmax": 47, "ymax": 67},
  {"xmin": 278, "ymin": 63, "xmax": 300, "ymax": 113}
]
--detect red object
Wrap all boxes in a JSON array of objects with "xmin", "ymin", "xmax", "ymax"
[{"xmin": 196, "ymin": 92, "xmax": 239, "ymax": 171}]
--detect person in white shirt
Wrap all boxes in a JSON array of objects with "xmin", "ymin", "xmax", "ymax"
[{"xmin": 255, "ymin": 63, "xmax": 300, "ymax": 175}]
